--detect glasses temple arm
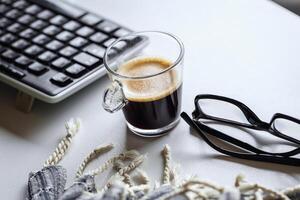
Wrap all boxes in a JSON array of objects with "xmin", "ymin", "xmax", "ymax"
[
  {"xmin": 192, "ymin": 117, "xmax": 300, "ymax": 157},
  {"xmin": 180, "ymin": 112, "xmax": 300, "ymax": 166}
]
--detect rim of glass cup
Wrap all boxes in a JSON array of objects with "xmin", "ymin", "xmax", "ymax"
[{"xmin": 103, "ymin": 31, "xmax": 184, "ymax": 80}]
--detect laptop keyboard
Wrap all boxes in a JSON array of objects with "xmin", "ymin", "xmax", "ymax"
[{"xmin": 0, "ymin": 0, "xmax": 140, "ymax": 97}]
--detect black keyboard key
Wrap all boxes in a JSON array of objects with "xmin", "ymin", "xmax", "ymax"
[
  {"xmin": 1, "ymin": 49, "xmax": 19, "ymax": 60},
  {"xmin": 37, "ymin": 10, "xmax": 54, "ymax": 20},
  {"xmin": 17, "ymin": 14, "xmax": 35, "ymax": 25},
  {"xmin": 43, "ymin": 25, "xmax": 61, "ymax": 36},
  {"xmin": 0, "ymin": 33, "xmax": 17, "ymax": 44},
  {"xmin": 12, "ymin": 39, "xmax": 29, "ymax": 50},
  {"xmin": 73, "ymin": 52, "xmax": 99, "ymax": 68},
  {"xmin": 33, "ymin": 34, "xmax": 51, "ymax": 45},
  {"xmin": 84, "ymin": 44, "xmax": 105, "ymax": 58},
  {"xmin": 5, "ymin": 9, "xmax": 23, "ymax": 19},
  {"xmin": 125, "ymin": 36, "xmax": 143, "ymax": 46},
  {"xmin": 24, "ymin": 45, "xmax": 44, "ymax": 57},
  {"xmin": 89, "ymin": 32, "xmax": 108, "ymax": 43},
  {"xmin": 56, "ymin": 31, "xmax": 75, "ymax": 42},
  {"xmin": 0, "ymin": 60, "xmax": 10, "ymax": 72},
  {"xmin": 28, "ymin": 62, "xmax": 48, "ymax": 75},
  {"xmin": 25, "ymin": 5, "xmax": 42, "ymax": 15},
  {"xmin": 0, "ymin": 17, "xmax": 12, "ymax": 28},
  {"xmin": 38, "ymin": 51, "xmax": 57, "ymax": 63},
  {"xmin": 96, "ymin": 20, "xmax": 118, "ymax": 33},
  {"xmin": 114, "ymin": 28, "xmax": 130, "ymax": 38},
  {"xmin": 59, "ymin": 46, "xmax": 77, "ymax": 57},
  {"xmin": 0, "ymin": 4, "xmax": 10, "ymax": 14},
  {"xmin": 80, "ymin": 13, "xmax": 102, "ymax": 26},
  {"xmin": 76, "ymin": 26, "xmax": 94, "ymax": 37},
  {"xmin": 69, "ymin": 37, "xmax": 88, "ymax": 48},
  {"xmin": 105, "ymin": 48, "xmax": 117, "ymax": 58},
  {"xmin": 63, "ymin": 20, "xmax": 80, "ymax": 31},
  {"xmin": 7, "ymin": 23, "xmax": 25, "ymax": 33},
  {"xmin": 30, "ymin": 20, "xmax": 48, "ymax": 30},
  {"xmin": 51, "ymin": 57, "xmax": 70, "ymax": 70},
  {"xmin": 112, "ymin": 40, "xmax": 127, "ymax": 51},
  {"xmin": 12, "ymin": 0, "xmax": 30, "ymax": 9},
  {"xmin": 2, "ymin": 0, "xmax": 16, "ymax": 4},
  {"xmin": 50, "ymin": 15, "xmax": 68, "ymax": 25},
  {"xmin": 15, "ymin": 56, "xmax": 32, "ymax": 68},
  {"xmin": 0, "ymin": 45, "xmax": 6, "ymax": 53},
  {"xmin": 8, "ymin": 66, "xmax": 25, "ymax": 79},
  {"xmin": 65, "ymin": 63, "xmax": 86, "ymax": 78},
  {"xmin": 102, "ymin": 38, "xmax": 116, "ymax": 48},
  {"xmin": 19, "ymin": 28, "xmax": 38, "ymax": 39},
  {"xmin": 50, "ymin": 73, "xmax": 72, "ymax": 87},
  {"xmin": 46, "ymin": 40, "xmax": 64, "ymax": 51},
  {"xmin": 48, "ymin": 0, "xmax": 86, "ymax": 18}
]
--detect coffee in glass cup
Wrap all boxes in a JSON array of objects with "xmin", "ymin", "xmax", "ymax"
[{"xmin": 102, "ymin": 31, "xmax": 184, "ymax": 137}]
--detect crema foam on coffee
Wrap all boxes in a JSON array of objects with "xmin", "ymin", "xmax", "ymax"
[{"xmin": 117, "ymin": 57, "xmax": 181, "ymax": 102}]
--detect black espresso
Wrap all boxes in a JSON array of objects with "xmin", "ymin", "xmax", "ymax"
[{"xmin": 118, "ymin": 57, "xmax": 182, "ymax": 130}]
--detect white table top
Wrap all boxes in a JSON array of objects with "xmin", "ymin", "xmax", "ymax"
[{"xmin": 1, "ymin": 0, "xmax": 300, "ymax": 199}]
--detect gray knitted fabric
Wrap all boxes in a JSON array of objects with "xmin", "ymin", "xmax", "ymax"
[
  {"xmin": 26, "ymin": 165, "xmax": 67, "ymax": 200},
  {"xmin": 25, "ymin": 119, "xmax": 300, "ymax": 200},
  {"xmin": 59, "ymin": 175, "xmax": 97, "ymax": 200},
  {"xmin": 59, "ymin": 180, "xmax": 181, "ymax": 200},
  {"xmin": 26, "ymin": 165, "xmax": 300, "ymax": 200}
]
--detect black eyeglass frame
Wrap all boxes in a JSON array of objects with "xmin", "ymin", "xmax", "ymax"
[
  {"xmin": 193, "ymin": 94, "xmax": 300, "ymax": 145},
  {"xmin": 181, "ymin": 94, "xmax": 300, "ymax": 166}
]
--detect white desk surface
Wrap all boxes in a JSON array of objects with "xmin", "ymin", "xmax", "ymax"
[{"xmin": 1, "ymin": 0, "xmax": 300, "ymax": 199}]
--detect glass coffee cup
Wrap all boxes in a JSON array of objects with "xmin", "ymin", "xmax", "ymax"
[{"xmin": 102, "ymin": 31, "xmax": 184, "ymax": 137}]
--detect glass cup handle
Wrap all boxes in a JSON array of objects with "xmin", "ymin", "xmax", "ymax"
[{"xmin": 102, "ymin": 80, "xmax": 128, "ymax": 113}]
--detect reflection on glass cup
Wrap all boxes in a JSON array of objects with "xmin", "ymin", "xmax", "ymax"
[{"xmin": 102, "ymin": 31, "xmax": 184, "ymax": 137}]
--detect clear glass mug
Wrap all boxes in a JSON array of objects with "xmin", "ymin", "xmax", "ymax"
[{"xmin": 102, "ymin": 31, "xmax": 184, "ymax": 137}]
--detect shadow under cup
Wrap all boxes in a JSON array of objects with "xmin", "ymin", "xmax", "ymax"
[{"xmin": 103, "ymin": 31, "xmax": 184, "ymax": 137}]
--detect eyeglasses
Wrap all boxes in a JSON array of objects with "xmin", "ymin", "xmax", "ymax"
[{"xmin": 181, "ymin": 94, "xmax": 300, "ymax": 166}]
